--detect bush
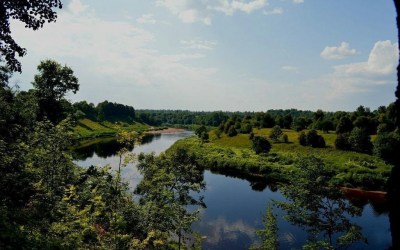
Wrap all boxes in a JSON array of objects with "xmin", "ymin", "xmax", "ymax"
[
  {"xmin": 252, "ymin": 136, "xmax": 271, "ymax": 155},
  {"xmin": 227, "ymin": 126, "xmax": 238, "ymax": 137},
  {"xmin": 348, "ymin": 128, "xmax": 372, "ymax": 154},
  {"xmin": 335, "ymin": 133, "xmax": 351, "ymax": 150},
  {"xmin": 298, "ymin": 130, "xmax": 325, "ymax": 148},
  {"xmin": 298, "ymin": 131, "xmax": 307, "ymax": 146},
  {"xmin": 269, "ymin": 125, "xmax": 283, "ymax": 142},
  {"xmin": 373, "ymin": 132, "xmax": 400, "ymax": 165}
]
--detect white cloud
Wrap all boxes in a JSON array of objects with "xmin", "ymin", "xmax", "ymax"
[
  {"xmin": 263, "ymin": 7, "xmax": 283, "ymax": 16},
  {"xmin": 333, "ymin": 40, "xmax": 398, "ymax": 78},
  {"xmin": 325, "ymin": 40, "xmax": 398, "ymax": 97},
  {"xmin": 156, "ymin": 0, "xmax": 212, "ymax": 24},
  {"xmin": 156, "ymin": 0, "xmax": 267, "ymax": 24},
  {"xmin": 11, "ymin": 3, "xmax": 218, "ymax": 91},
  {"xmin": 137, "ymin": 14, "xmax": 157, "ymax": 24},
  {"xmin": 181, "ymin": 39, "xmax": 217, "ymax": 50},
  {"xmin": 282, "ymin": 65, "xmax": 298, "ymax": 71},
  {"xmin": 212, "ymin": 0, "xmax": 267, "ymax": 16},
  {"xmin": 320, "ymin": 42, "xmax": 359, "ymax": 60},
  {"xmin": 292, "ymin": 0, "xmax": 304, "ymax": 4},
  {"xmin": 68, "ymin": 0, "xmax": 89, "ymax": 15}
]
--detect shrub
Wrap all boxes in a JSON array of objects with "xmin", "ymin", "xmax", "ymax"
[
  {"xmin": 227, "ymin": 126, "xmax": 238, "ymax": 137},
  {"xmin": 269, "ymin": 125, "xmax": 283, "ymax": 142},
  {"xmin": 348, "ymin": 128, "xmax": 372, "ymax": 154},
  {"xmin": 335, "ymin": 133, "xmax": 351, "ymax": 150},
  {"xmin": 298, "ymin": 131, "xmax": 307, "ymax": 146},
  {"xmin": 252, "ymin": 136, "xmax": 271, "ymax": 155},
  {"xmin": 373, "ymin": 132, "xmax": 400, "ymax": 165}
]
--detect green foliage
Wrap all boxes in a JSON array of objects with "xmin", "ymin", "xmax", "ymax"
[
  {"xmin": 373, "ymin": 132, "xmax": 400, "ymax": 165},
  {"xmin": 0, "ymin": 1, "xmax": 62, "ymax": 72},
  {"xmin": 252, "ymin": 136, "xmax": 272, "ymax": 155},
  {"xmin": 298, "ymin": 131, "xmax": 307, "ymax": 146},
  {"xmin": 254, "ymin": 205, "xmax": 279, "ymax": 250},
  {"xmin": 227, "ymin": 126, "xmax": 238, "ymax": 137},
  {"xmin": 336, "ymin": 116, "xmax": 353, "ymax": 134},
  {"xmin": 32, "ymin": 60, "xmax": 79, "ymax": 123},
  {"xmin": 298, "ymin": 130, "xmax": 325, "ymax": 148},
  {"xmin": 269, "ymin": 125, "xmax": 283, "ymax": 142},
  {"xmin": 348, "ymin": 128, "xmax": 372, "ymax": 154},
  {"xmin": 276, "ymin": 157, "xmax": 367, "ymax": 249},
  {"xmin": 334, "ymin": 133, "xmax": 351, "ymax": 150},
  {"xmin": 135, "ymin": 148, "xmax": 206, "ymax": 248},
  {"xmin": 195, "ymin": 125, "xmax": 209, "ymax": 142}
]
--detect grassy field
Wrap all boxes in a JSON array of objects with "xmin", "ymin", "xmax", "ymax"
[
  {"xmin": 173, "ymin": 128, "xmax": 392, "ymax": 191},
  {"xmin": 73, "ymin": 118, "xmax": 150, "ymax": 139}
]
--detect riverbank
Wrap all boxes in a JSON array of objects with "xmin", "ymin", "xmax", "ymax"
[
  {"xmin": 170, "ymin": 129, "xmax": 392, "ymax": 191},
  {"xmin": 145, "ymin": 127, "xmax": 187, "ymax": 134}
]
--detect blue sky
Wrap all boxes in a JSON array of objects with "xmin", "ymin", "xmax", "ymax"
[{"xmin": 10, "ymin": 0, "xmax": 398, "ymax": 111}]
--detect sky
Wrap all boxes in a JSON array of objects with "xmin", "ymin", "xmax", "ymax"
[{"xmin": 9, "ymin": 0, "xmax": 399, "ymax": 112}]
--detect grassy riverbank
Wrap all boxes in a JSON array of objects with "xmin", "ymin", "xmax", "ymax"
[
  {"xmin": 171, "ymin": 128, "xmax": 392, "ymax": 191},
  {"xmin": 73, "ymin": 118, "xmax": 150, "ymax": 139}
]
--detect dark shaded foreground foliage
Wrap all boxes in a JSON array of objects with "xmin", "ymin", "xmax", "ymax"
[{"xmin": 0, "ymin": 62, "xmax": 206, "ymax": 249}]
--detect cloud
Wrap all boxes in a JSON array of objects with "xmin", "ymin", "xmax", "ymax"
[
  {"xmin": 325, "ymin": 40, "xmax": 398, "ymax": 97},
  {"xmin": 199, "ymin": 217, "xmax": 256, "ymax": 245},
  {"xmin": 11, "ymin": 0, "xmax": 218, "ymax": 91},
  {"xmin": 292, "ymin": 0, "xmax": 304, "ymax": 3},
  {"xmin": 181, "ymin": 39, "xmax": 217, "ymax": 50},
  {"xmin": 333, "ymin": 40, "xmax": 398, "ymax": 78},
  {"xmin": 263, "ymin": 7, "xmax": 283, "ymax": 16},
  {"xmin": 282, "ymin": 65, "xmax": 298, "ymax": 71},
  {"xmin": 156, "ymin": 0, "xmax": 212, "ymax": 24},
  {"xmin": 137, "ymin": 14, "xmax": 157, "ymax": 24},
  {"xmin": 68, "ymin": 0, "xmax": 89, "ymax": 15},
  {"xmin": 320, "ymin": 42, "xmax": 359, "ymax": 60},
  {"xmin": 212, "ymin": 0, "xmax": 267, "ymax": 16},
  {"xmin": 156, "ymin": 0, "xmax": 268, "ymax": 24}
]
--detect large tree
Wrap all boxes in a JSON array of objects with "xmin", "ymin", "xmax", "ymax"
[
  {"xmin": 32, "ymin": 59, "xmax": 78, "ymax": 123},
  {"xmin": 0, "ymin": 0, "xmax": 62, "ymax": 72}
]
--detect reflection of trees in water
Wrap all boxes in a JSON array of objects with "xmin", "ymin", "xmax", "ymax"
[
  {"xmin": 276, "ymin": 157, "xmax": 367, "ymax": 249},
  {"xmin": 72, "ymin": 134, "xmax": 160, "ymax": 160}
]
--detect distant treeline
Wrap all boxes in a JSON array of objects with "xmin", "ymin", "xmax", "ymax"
[
  {"xmin": 73, "ymin": 101, "xmax": 135, "ymax": 123},
  {"xmin": 74, "ymin": 101, "xmax": 397, "ymax": 137}
]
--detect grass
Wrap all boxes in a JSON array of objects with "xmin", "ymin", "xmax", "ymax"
[
  {"xmin": 172, "ymin": 128, "xmax": 392, "ymax": 191},
  {"xmin": 73, "ymin": 118, "xmax": 150, "ymax": 139}
]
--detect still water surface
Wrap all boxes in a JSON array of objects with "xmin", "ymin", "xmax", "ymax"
[{"xmin": 73, "ymin": 132, "xmax": 392, "ymax": 249}]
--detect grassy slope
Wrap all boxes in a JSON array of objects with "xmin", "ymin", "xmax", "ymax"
[
  {"xmin": 172, "ymin": 128, "xmax": 392, "ymax": 191},
  {"xmin": 73, "ymin": 118, "xmax": 150, "ymax": 139}
]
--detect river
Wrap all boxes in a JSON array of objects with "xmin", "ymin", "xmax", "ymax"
[{"xmin": 73, "ymin": 132, "xmax": 393, "ymax": 249}]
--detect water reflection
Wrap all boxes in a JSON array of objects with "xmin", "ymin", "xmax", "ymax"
[
  {"xmin": 73, "ymin": 134, "xmax": 392, "ymax": 250},
  {"xmin": 72, "ymin": 134, "xmax": 160, "ymax": 160}
]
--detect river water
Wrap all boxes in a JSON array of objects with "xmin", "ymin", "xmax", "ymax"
[{"xmin": 73, "ymin": 132, "xmax": 393, "ymax": 249}]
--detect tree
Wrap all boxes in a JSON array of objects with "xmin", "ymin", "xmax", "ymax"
[
  {"xmin": 335, "ymin": 133, "xmax": 351, "ymax": 150},
  {"xmin": 0, "ymin": 1, "xmax": 63, "ymax": 72},
  {"xmin": 32, "ymin": 60, "xmax": 79, "ymax": 123},
  {"xmin": 306, "ymin": 130, "xmax": 325, "ymax": 148},
  {"xmin": 348, "ymin": 128, "xmax": 372, "ymax": 154},
  {"xmin": 298, "ymin": 131, "xmax": 307, "ymax": 146},
  {"xmin": 373, "ymin": 132, "xmax": 400, "ymax": 165},
  {"xmin": 195, "ymin": 125, "xmax": 209, "ymax": 142},
  {"xmin": 336, "ymin": 116, "xmax": 353, "ymax": 134},
  {"xmin": 253, "ymin": 205, "xmax": 278, "ymax": 250},
  {"xmin": 252, "ymin": 136, "xmax": 271, "ymax": 155},
  {"xmin": 135, "ymin": 148, "xmax": 205, "ymax": 249},
  {"xmin": 269, "ymin": 125, "xmax": 283, "ymax": 142},
  {"xmin": 276, "ymin": 157, "xmax": 367, "ymax": 249}
]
